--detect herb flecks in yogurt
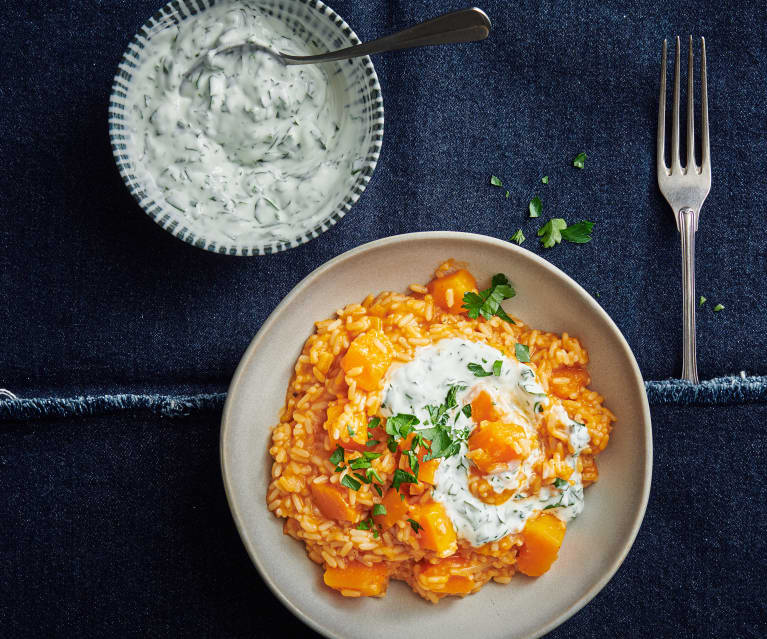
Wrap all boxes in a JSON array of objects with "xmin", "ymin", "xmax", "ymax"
[
  {"xmin": 129, "ymin": 2, "xmax": 363, "ymax": 245},
  {"xmin": 381, "ymin": 337, "xmax": 592, "ymax": 547}
]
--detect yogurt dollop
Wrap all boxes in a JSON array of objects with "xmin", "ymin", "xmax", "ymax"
[{"xmin": 382, "ymin": 338, "xmax": 590, "ymax": 547}]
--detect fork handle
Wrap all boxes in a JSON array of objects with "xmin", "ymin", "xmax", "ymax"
[{"xmin": 678, "ymin": 207, "xmax": 699, "ymax": 383}]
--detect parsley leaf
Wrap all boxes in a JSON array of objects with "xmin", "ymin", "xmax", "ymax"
[
  {"xmin": 366, "ymin": 438, "xmax": 380, "ymax": 448},
  {"xmin": 505, "ymin": 190, "xmax": 510, "ymax": 199},
  {"xmin": 492, "ymin": 360, "xmax": 503, "ymax": 376},
  {"xmin": 356, "ymin": 517, "xmax": 380, "ymax": 538},
  {"xmin": 490, "ymin": 175, "xmax": 503, "ymax": 187},
  {"xmin": 542, "ymin": 176, "xmax": 549, "ymax": 184},
  {"xmin": 462, "ymin": 404, "xmax": 472, "ymax": 418},
  {"xmin": 341, "ymin": 474, "xmax": 361, "ymax": 491},
  {"xmin": 553, "ymin": 477, "xmax": 569, "ymax": 489},
  {"xmin": 510, "ymin": 229, "xmax": 525, "ymax": 245},
  {"xmin": 515, "ymin": 343, "xmax": 531, "ymax": 363},
  {"xmin": 407, "ymin": 518, "xmax": 422, "ymax": 533},
  {"xmin": 392, "ymin": 468, "xmax": 418, "ymax": 491},
  {"xmin": 560, "ymin": 220, "xmax": 594, "ymax": 244},
  {"xmin": 385, "ymin": 414, "xmax": 419, "ymax": 440},
  {"xmin": 529, "ymin": 195, "xmax": 542, "ymax": 218},
  {"xmin": 372, "ymin": 504, "xmax": 387, "ymax": 516},
  {"xmin": 699, "ymin": 296, "xmax": 707, "ymax": 308},
  {"xmin": 367, "ymin": 468, "xmax": 384, "ymax": 485},
  {"xmin": 349, "ymin": 457, "xmax": 372, "ymax": 470},
  {"xmin": 444, "ymin": 384, "xmax": 465, "ymax": 409},
  {"xmin": 537, "ymin": 218, "xmax": 568, "ymax": 248},
  {"xmin": 573, "ymin": 152, "xmax": 587, "ymax": 169},
  {"xmin": 468, "ymin": 362, "xmax": 492, "ymax": 377},
  {"xmin": 367, "ymin": 417, "xmax": 381, "ymax": 430},
  {"xmin": 462, "ymin": 273, "xmax": 516, "ymax": 323},
  {"xmin": 714, "ymin": 304, "xmax": 725, "ymax": 312},
  {"xmin": 329, "ymin": 446, "xmax": 344, "ymax": 466}
]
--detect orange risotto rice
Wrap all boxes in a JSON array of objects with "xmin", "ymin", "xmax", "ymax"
[{"xmin": 267, "ymin": 260, "xmax": 615, "ymax": 602}]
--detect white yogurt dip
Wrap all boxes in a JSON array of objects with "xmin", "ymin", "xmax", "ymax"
[
  {"xmin": 381, "ymin": 338, "xmax": 591, "ymax": 546},
  {"xmin": 126, "ymin": 1, "xmax": 364, "ymax": 245}
]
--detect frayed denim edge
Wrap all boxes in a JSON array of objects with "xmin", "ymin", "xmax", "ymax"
[
  {"xmin": 0, "ymin": 393, "xmax": 227, "ymax": 421},
  {"xmin": 0, "ymin": 376, "xmax": 765, "ymax": 422}
]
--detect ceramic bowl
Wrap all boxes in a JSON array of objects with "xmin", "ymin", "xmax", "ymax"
[
  {"xmin": 108, "ymin": 0, "xmax": 384, "ymax": 255},
  {"xmin": 221, "ymin": 232, "xmax": 652, "ymax": 638}
]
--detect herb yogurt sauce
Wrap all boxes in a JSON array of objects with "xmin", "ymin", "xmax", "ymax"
[
  {"xmin": 381, "ymin": 338, "xmax": 591, "ymax": 547},
  {"xmin": 128, "ymin": 2, "xmax": 363, "ymax": 245}
]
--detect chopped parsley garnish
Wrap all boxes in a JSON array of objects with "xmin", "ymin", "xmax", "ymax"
[
  {"xmin": 468, "ymin": 362, "xmax": 493, "ymax": 377},
  {"xmin": 329, "ymin": 446, "xmax": 345, "ymax": 466},
  {"xmin": 372, "ymin": 504, "xmax": 387, "ymax": 516},
  {"xmin": 349, "ymin": 457, "xmax": 372, "ymax": 470},
  {"xmin": 356, "ymin": 517, "xmax": 380, "ymax": 538},
  {"xmin": 538, "ymin": 219, "xmax": 594, "ymax": 248},
  {"xmin": 420, "ymin": 386, "xmax": 470, "ymax": 462},
  {"xmin": 385, "ymin": 413, "xmax": 419, "ymax": 452},
  {"xmin": 490, "ymin": 175, "xmax": 503, "ymax": 187},
  {"xmin": 699, "ymin": 296, "xmax": 707, "ymax": 308},
  {"xmin": 385, "ymin": 414, "xmax": 419, "ymax": 439},
  {"xmin": 537, "ymin": 218, "xmax": 567, "ymax": 248},
  {"xmin": 444, "ymin": 384, "xmax": 465, "ymax": 409},
  {"xmin": 366, "ymin": 438, "xmax": 380, "ymax": 448},
  {"xmin": 529, "ymin": 195, "xmax": 542, "ymax": 218},
  {"xmin": 407, "ymin": 518, "xmax": 422, "ymax": 533},
  {"xmin": 462, "ymin": 273, "xmax": 516, "ymax": 323},
  {"xmin": 340, "ymin": 474, "xmax": 361, "ymax": 491},
  {"xmin": 560, "ymin": 221, "xmax": 595, "ymax": 244},
  {"xmin": 510, "ymin": 229, "xmax": 525, "ymax": 245},
  {"xmin": 542, "ymin": 176, "xmax": 549, "ymax": 184},
  {"xmin": 713, "ymin": 303, "xmax": 725, "ymax": 312},
  {"xmin": 347, "ymin": 424, "xmax": 355, "ymax": 437},
  {"xmin": 505, "ymin": 190, "xmax": 510, "ymax": 199},
  {"xmin": 515, "ymin": 343, "xmax": 531, "ymax": 363},
  {"xmin": 573, "ymin": 152, "xmax": 587, "ymax": 169},
  {"xmin": 553, "ymin": 477, "xmax": 569, "ymax": 489},
  {"xmin": 392, "ymin": 468, "xmax": 418, "ymax": 491},
  {"xmin": 492, "ymin": 360, "xmax": 503, "ymax": 376},
  {"xmin": 367, "ymin": 417, "xmax": 381, "ymax": 430},
  {"xmin": 462, "ymin": 404, "xmax": 472, "ymax": 418}
]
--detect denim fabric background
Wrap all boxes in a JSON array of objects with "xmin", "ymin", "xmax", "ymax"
[{"xmin": 0, "ymin": 0, "xmax": 766, "ymax": 637}]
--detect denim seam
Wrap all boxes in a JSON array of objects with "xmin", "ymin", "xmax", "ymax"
[{"xmin": 0, "ymin": 376, "xmax": 765, "ymax": 422}]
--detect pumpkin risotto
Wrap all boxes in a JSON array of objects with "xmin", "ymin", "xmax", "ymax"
[{"xmin": 267, "ymin": 260, "xmax": 615, "ymax": 602}]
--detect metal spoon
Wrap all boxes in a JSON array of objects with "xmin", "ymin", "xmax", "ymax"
[{"xmin": 195, "ymin": 7, "xmax": 491, "ymax": 68}]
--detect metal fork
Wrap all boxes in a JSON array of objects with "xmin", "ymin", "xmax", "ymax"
[{"xmin": 657, "ymin": 36, "xmax": 711, "ymax": 383}]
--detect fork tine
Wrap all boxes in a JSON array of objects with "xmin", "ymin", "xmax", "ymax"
[
  {"xmin": 671, "ymin": 36, "xmax": 682, "ymax": 173},
  {"xmin": 700, "ymin": 37, "xmax": 710, "ymax": 171},
  {"xmin": 686, "ymin": 36, "xmax": 695, "ymax": 171},
  {"xmin": 657, "ymin": 39, "xmax": 668, "ymax": 173}
]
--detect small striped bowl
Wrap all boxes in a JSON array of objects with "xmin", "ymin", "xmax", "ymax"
[{"xmin": 108, "ymin": 0, "xmax": 384, "ymax": 256}]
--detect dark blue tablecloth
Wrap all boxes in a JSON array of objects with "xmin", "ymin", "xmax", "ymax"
[{"xmin": 1, "ymin": 0, "xmax": 766, "ymax": 637}]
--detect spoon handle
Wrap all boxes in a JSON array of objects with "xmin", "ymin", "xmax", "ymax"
[{"xmin": 281, "ymin": 7, "xmax": 491, "ymax": 65}]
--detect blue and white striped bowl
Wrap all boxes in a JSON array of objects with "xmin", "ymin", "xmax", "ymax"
[{"xmin": 108, "ymin": 0, "xmax": 384, "ymax": 256}]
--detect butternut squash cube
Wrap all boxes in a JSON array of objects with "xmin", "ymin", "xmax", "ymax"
[
  {"xmin": 412, "ymin": 502, "xmax": 457, "ymax": 555},
  {"xmin": 310, "ymin": 482, "xmax": 358, "ymax": 523},
  {"xmin": 341, "ymin": 330, "xmax": 395, "ymax": 392},
  {"xmin": 470, "ymin": 390, "xmax": 500, "ymax": 423},
  {"xmin": 374, "ymin": 488, "xmax": 410, "ymax": 530},
  {"xmin": 323, "ymin": 561, "xmax": 389, "ymax": 597},
  {"xmin": 427, "ymin": 269, "xmax": 478, "ymax": 314},
  {"xmin": 467, "ymin": 420, "xmax": 529, "ymax": 474},
  {"xmin": 516, "ymin": 513, "xmax": 566, "ymax": 577}
]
